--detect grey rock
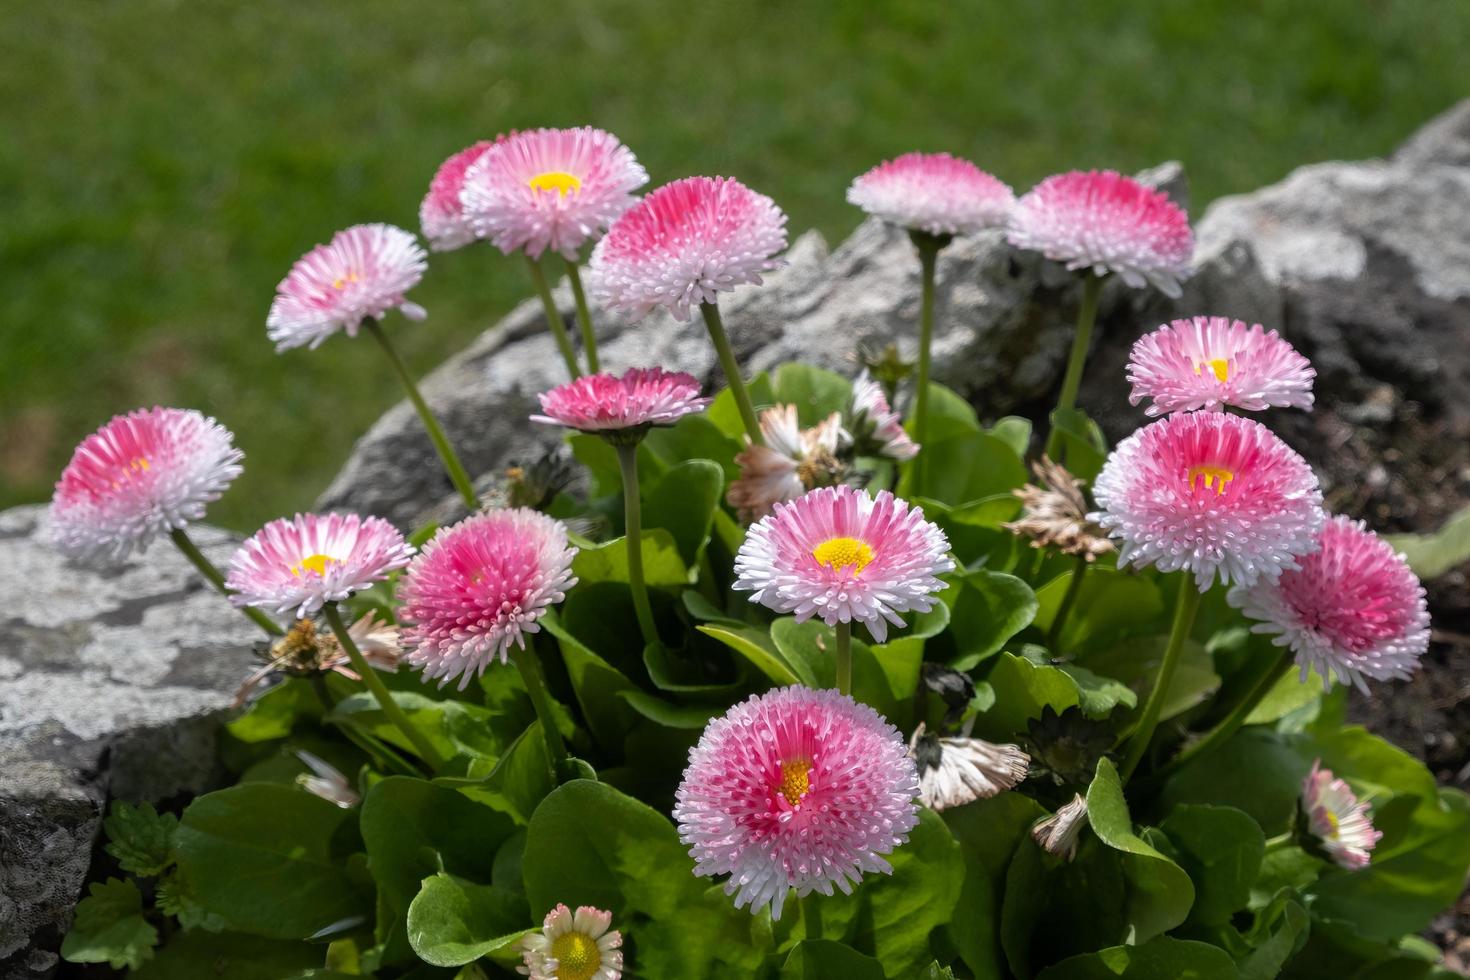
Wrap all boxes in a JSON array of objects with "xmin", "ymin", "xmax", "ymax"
[{"xmin": 0, "ymin": 506, "xmax": 258, "ymax": 978}]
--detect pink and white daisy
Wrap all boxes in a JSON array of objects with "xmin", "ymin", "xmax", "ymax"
[
  {"xmin": 398, "ymin": 509, "xmax": 577, "ymax": 690},
  {"xmin": 420, "ymin": 140, "xmax": 499, "ymax": 252},
  {"xmin": 726, "ymin": 405, "xmax": 847, "ymax": 523},
  {"xmin": 226, "ymin": 513, "xmax": 413, "ymax": 619},
  {"xmin": 530, "ymin": 367, "xmax": 710, "ymax": 438},
  {"xmin": 847, "ymin": 152, "xmax": 1015, "ymax": 238},
  {"xmin": 733, "ymin": 485, "xmax": 954, "ymax": 642},
  {"xmin": 673, "ymin": 686, "xmax": 920, "ymax": 920},
  {"xmin": 1128, "ymin": 317, "xmax": 1316, "ymax": 416},
  {"xmin": 1230, "ymin": 515, "xmax": 1429, "ymax": 692},
  {"xmin": 51, "ymin": 407, "xmax": 244, "ymax": 563},
  {"xmin": 588, "ymin": 176, "xmax": 788, "ymax": 322},
  {"xmin": 518, "ymin": 904, "xmax": 622, "ymax": 980},
  {"xmin": 1089, "ymin": 411, "xmax": 1323, "ymax": 590},
  {"xmin": 1007, "ymin": 170, "xmax": 1194, "ymax": 297},
  {"xmin": 460, "ymin": 127, "xmax": 647, "ymax": 261},
  {"xmin": 267, "ymin": 223, "xmax": 428, "ymax": 351},
  {"xmin": 848, "ymin": 370, "xmax": 919, "ymax": 461},
  {"xmin": 1301, "ymin": 760, "xmax": 1382, "ymax": 869}
]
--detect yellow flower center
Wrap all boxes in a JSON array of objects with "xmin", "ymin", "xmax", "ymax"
[
  {"xmin": 1195, "ymin": 358, "xmax": 1230, "ymax": 382},
  {"xmin": 1323, "ymin": 809, "xmax": 1341, "ymax": 838},
  {"xmin": 1187, "ymin": 465, "xmax": 1235, "ymax": 495},
  {"xmin": 549, "ymin": 931, "xmax": 601, "ymax": 980},
  {"xmin": 111, "ymin": 456, "xmax": 151, "ymax": 488},
  {"xmin": 291, "ymin": 553, "xmax": 338, "ymax": 578},
  {"xmin": 778, "ymin": 758, "xmax": 813, "ymax": 807},
  {"xmin": 331, "ymin": 271, "xmax": 360, "ymax": 291},
  {"xmin": 527, "ymin": 171, "xmax": 582, "ymax": 196},
  {"xmin": 811, "ymin": 536, "xmax": 874, "ymax": 575}
]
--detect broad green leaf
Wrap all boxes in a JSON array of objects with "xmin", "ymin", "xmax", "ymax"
[
  {"xmin": 698, "ymin": 623, "xmax": 803, "ymax": 686},
  {"xmin": 990, "ymin": 416, "xmax": 1033, "ymax": 457},
  {"xmin": 769, "ymin": 616, "xmax": 922, "ymax": 725},
  {"xmin": 1047, "ymin": 407, "xmax": 1109, "ymax": 484},
  {"xmin": 946, "ymin": 570, "xmax": 1037, "ymax": 669},
  {"xmin": 1035, "ymin": 937, "xmax": 1238, "ymax": 979},
  {"xmin": 1056, "ymin": 659, "xmax": 1139, "ymax": 718},
  {"xmin": 329, "ymin": 690, "xmax": 506, "ymax": 763},
  {"xmin": 617, "ymin": 689, "xmax": 723, "ymax": 729},
  {"xmin": 1244, "ymin": 668, "xmax": 1323, "ymax": 725},
  {"xmin": 644, "ymin": 414, "xmax": 744, "ymax": 481},
  {"xmin": 643, "ymin": 639, "xmax": 745, "ymax": 694},
  {"xmin": 1087, "ymin": 634, "xmax": 1219, "ymax": 725},
  {"xmin": 944, "ymin": 793, "xmax": 1049, "ymax": 979},
  {"xmin": 407, "ymin": 872, "xmax": 529, "ymax": 967},
  {"xmin": 781, "ymin": 939, "xmax": 886, "ymax": 979},
  {"xmin": 1158, "ymin": 805, "xmax": 1265, "ymax": 926},
  {"xmin": 457, "ymin": 721, "xmax": 556, "ymax": 825},
  {"xmin": 644, "ymin": 459, "xmax": 725, "ymax": 566},
  {"xmin": 571, "ymin": 528, "xmax": 690, "ymax": 587},
  {"xmin": 971, "ymin": 652, "xmax": 1081, "ymax": 740},
  {"xmin": 1385, "ymin": 504, "xmax": 1470, "ymax": 579},
  {"xmin": 61, "ymin": 878, "xmax": 158, "ymax": 970},
  {"xmin": 1161, "ymin": 729, "xmax": 1309, "ymax": 835},
  {"xmin": 1034, "ymin": 568, "xmax": 1164, "ymax": 656},
  {"xmin": 543, "ymin": 609, "xmax": 640, "ymax": 746},
  {"xmin": 905, "ymin": 431, "xmax": 1028, "ymax": 506},
  {"xmin": 1239, "ymin": 894, "xmax": 1310, "ymax": 980},
  {"xmin": 227, "ymin": 677, "xmax": 322, "ymax": 743},
  {"xmin": 103, "ymin": 801, "xmax": 177, "ymax": 877},
  {"xmin": 131, "ymin": 930, "xmax": 322, "ymax": 979},
  {"xmin": 709, "ymin": 371, "xmax": 775, "ymax": 439},
  {"xmin": 773, "ymin": 362, "xmax": 852, "ymax": 425},
  {"xmin": 154, "ymin": 866, "xmax": 226, "ymax": 932},
  {"xmin": 1001, "ymin": 831, "xmax": 1128, "ymax": 977},
  {"xmin": 905, "ymin": 381, "xmax": 981, "ymax": 441}
]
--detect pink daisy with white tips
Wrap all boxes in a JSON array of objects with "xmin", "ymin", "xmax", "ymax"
[
  {"xmin": 531, "ymin": 367, "xmax": 710, "ymax": 436},
  {"xmin": 673, "ymin": 686, "xmax": 920, "ymax": 920},
  {"xmin": 1128, "ymin": 316, "xmax": 1316, "ymax": 416},
  {"xmin": 50, "ymin": 407, "xmax": 244, "ymax": 563},
  {"xmin": 1230, "ymin": 515, "xmax": 1429, "ymax": 692},
  {"xmin": 733, "ymin": 484, "xmax": 954, "ymax": 642},
  {"xmin": 518, "ymin": 903, "xmax": 623, "ymax": 980},
  {"xmin": 1302, "ymin": 760, "xmax": 1383, "ymax": 870},
  {"xmin": 849, "ymin": 369, "xmax": 919, "ymax": 461},
  {"xmin": 847, "ymin": 152, "xmax": 1015, "ymax": 237},
  {"xmin": 1007, "ymin": 170, "xmax": 1194, "ymax": 297},
  {"xmin": 588, "ymin": 176, "xmax": 788, "ymax": 322},
  {"xmin": 460, "ymin": 126, "xmax": 647, "ymax": 261},
  {"xmin": 267, "ymin": 223, "xmax": 428, "ymax": 352},
  {"xmin": 1090, "ymin": 411, "xmax": 1323, "ymax": 590},
  {"xmin": 397, "ymin": 509, "xmax": 578, "ymax": 690},
  {"xmin": 226, "ymin": 512, "xmax": 414, "ymax": 619},
  {"xmin": 419, "ymin": 139, "xmax": 499, "ymax": 252}
]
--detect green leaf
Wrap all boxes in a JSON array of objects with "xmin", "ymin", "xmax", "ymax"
[
  {"xmin": 457, "ymin": 720, "xmax": 557, "ymax": 825},
  {"xmin": 1047, "ymin": 408, "xmax": 1109, "ymax": 484},
  {"xmin": 769, "ymin": 616, "xmax": 923, "ymax": 725},
  {"xmin": 1087, "ymin": 633, "xmax": 1220, "ymax": 725},
  {"xmin": 131, "ymin": 930, "xmax": 324, "ymax": 979},
  {"xmin": 643, "ymin": 414, "xmax": 744, "ymax": 482},
  {"xmin": 970, "ymin": 652, "xmax": 1081, "ymax": 740},
  {"xmin": 1057, "ymin": 660, "xmax": 1139, "ymax": 719},
  {"xmin": 329, "ymin": 690, "xmax": 508, "ymax": 763},
  {"xmin": 1158, "ymin": 805, "xmax": 1265, "ymax": 926},
  {"xmin": 61, "ymin": 878, "xmax": 158, "ymax": 970},
  {"xmin": 709, "ymin": 371, "xmax": 775, "ymax": 439},
  {"xmin": 1035, "ymin": 937, "xmax": 1239, "ymax": 980},
  {"xmin": 571, "ymin": 528, "xmax": 690, "ymax": 587},
  {"xmin": 543, "ymin": 608, "xmax": 641, "ymax": 746},
  {"xmin": 1161, "ymin": 729, "xmax": 1309, "ymax": 835},
  {"xmin": 780, "ymin": 939, "xmax": 886, "ymax": 979},
  {"xmin": 1035, "ymin": 568, "xmax": 1165, "ymax": 656},
  {"xmin": 103, "ymin": 801, "xmax": 177, "ymax": 877},
  {"xmin": 227, "ymin": 677, "xmax": 322, "ymax": 743},
  {"xmin": 1244, "ymin": 668, "xmax": 1323, "ymax": 725},
  {"xmin": 698, "ymin": 623, "xmax": 803, "ymax": 686},
  {"xmin": 905, "ymin": 431, "xmax": 1028, "ymax": 507},
  {"xmin": 990, "ymin": 416, "xmax": 1033, "ymax": 457},
  {"xmin": 617, "ymin": 689, "xmax": 723, "ymax": 729},
  {"xmin": 944, "ymin": 793, "xmax": 1050, "ymax": 979},
  {"xmin": 173, "ymin": 783, "xmax": 369, "ymax": 939},
  {"xmin": 1239, "ymin": 895, "xmax": 1310, "ymax": 980},
  {"xmin": 907, "ymin": 381, "xmax": 981, "ymax": 441},
  {"xmin": 946, "ymin": 570, "xmax": 1038, "ymax": 669},
  {"xmin": 155, "ymin": 867, "xmax": 227, "ymax": 932},
  {"xmin": 407, "ymin": 872, "xmax": 529, "ymax": 968},
  {"xmin": 643, "ymin": 638, "xmax": 745, "ymax": 695},
  {"xmin": 1384, "ymin": 504, "xmax": 1470, "ymax": 579},
  {"xmin": 773, "ymin": 362, "xmax": 852, "ymax": 425},
  {"xmin": 644, "ymin": 459, "xmax": 725, "ymax": 566}
]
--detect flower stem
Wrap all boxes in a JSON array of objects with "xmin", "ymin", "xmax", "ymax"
[
  {"xmin": 1046, "ymin": 273, "xmax": 1104, "ymax": 461},
  {"xmin": 506, "ymin": 639, "xmax": 571, "ymax": 780},
  {"xmin": 913, "ymin": 238, "xmax": 940, "ymax": 449},
  {"xmin": 699, "ymin": 302, "xmax": 764, "ymax": 446},
  {"xmin": 1046, "ymin": 555, "xmax": 1090, "ymax": 652},
  {"xmin": 1154, "ymin": 650, "xmax": 1293, "ymax": 782},
  {"xmin": 1119, "ymin": 578, "xmax": 1202, "ymax": 784},
  {"xmin": 525, "ymin": 255, "xmax": 583, "ymax": 380},
  {"xmin": 615, "ymin": 442, "xmax": 659, "ymax": 647},
  {"xmin": 563, "ymin": 258, "xmax": 600, "ymax": 374},
  {"xmin": 323, "ymin": 601, "xmax": 445, "ymax": 773},
  {"xmin": 168, "ymin": 527, "xmax": 283, "ymax": 636},
  {"xmin": 834, "ymin": 621, "xmax": 853, "ymax": 696},
  {"xmin": 363, "ymin": 319, "xmax": 479, "ymax": 512}
]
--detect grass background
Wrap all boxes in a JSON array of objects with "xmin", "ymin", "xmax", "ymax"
[{"xmin": 2, "ymin": 0, "xmax": 1464, "ymax": 530}]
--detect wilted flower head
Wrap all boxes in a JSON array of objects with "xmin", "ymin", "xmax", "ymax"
[
  {"xmin": 1004, "ymin": 456, "xmax": 1115, "ymax": 562},
  {"xmin": 519, "ymin": 903, "xmax": 623, "ymax": 980},
  {"xmin": 1302, "ymin": 760, "xmax": 1382, "ymax": 870},
  {"xmin": 419, "ymin": 139, "xmax": 499, "ymax": 251},
  {"xmin": 1032, "ymin": 793, "xmax": 1089, "ymax": 860},
  {"xmin": 848, "ymin": 370, "xmax": 918, "ymax": 461},
  {"xmin": 1230, "ymin": 515, "xmax": 1429, "ymax": 692},
  {"xmin": 226, "ymin": 513, "xmax": 413, "ymax": 619},
  {"xmin": 1090, "ymin": 411, "xmax": 1323, "ymax": 590},
  {"xmin": 295, "ymin": 750, "xmax": 360, "ymax": 809},
  {"xmin": 531, "ymin": 367, "xmax": 710, "ymax": 440},
  {"xmin": 398, "ymin": 509, "xmax": 577, "ymax": 690},
  {"xmin": 267, "ymin": 223, "xmax": 428, "ymax": 351},
  {"xmin": 51, "ymin": 407, "xmax": 243, "ymax": 563},
  {"xmin": 1007, "ymin": 170, "xmax": 1194, "ymax": 297},
  {"xmin": 588, "ymin": 176, "xmax": 787, "ymax": 322},
  {"xmin": 847, "ymin": 152, "xmax": 1015, "ymax": 238},
  {"xmin": 235, "ymin": 612, "xmax": 402, "ymax": 707},
  {"xmin": 1128, "ymin": 317, "xmax": 1315, "ymax": 416},
  {"xmin": 726, "ymin": 405, "xmax": 846, "ymax": 523},
  {"xmin": 734, "ymin": 485, "xmax": 954, "ymax": 642},
  {"xmin": 461, "ymin": 126, "xmax": 647, "ymax": 261},
  {"xmin": 909, "ymin": 723, "xmax": 1029, "ymax": 811},
  {"xmin": 673, "ymin": 687, "xmax": 920, "ymax": 920}
]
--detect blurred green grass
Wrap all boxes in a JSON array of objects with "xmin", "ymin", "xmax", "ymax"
[{"xmin": 1, "ymin": 0, "xmax": 1463, "ymax": 530}]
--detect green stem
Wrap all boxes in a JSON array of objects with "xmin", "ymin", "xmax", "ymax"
[
  {"xmin": 1046, "ymin": 273, "xmax": 1104, "ymax": 460},
  {"xmin": 1155, "ymin": 650, "xmax": 1293, "ymax": 781},
  {"xmin": 1119, "ymin": 578, "xmax": 1203, "ymax": 784},
  {"xmin": 507, "ymin": 639, "xmax": 570, "ymax": 778},
  {"xmin": 564, "ymin": 258, "xmax": 600, "ymax": 374},
  {"xmin": 699, "ymin": 302, "xmax": 763, "ymax": 446},
  {"xmin": 914, "ymin": 239, "xmax": 939, "ymax": 449},
  {"xmin": 1046, "ymin": 556, "xmax": 1090, "ymax": 652},
  {"xmin": 834, "ymin": 621, "xmax": 852, "ymax": 696},
  {"xmin": 363, "ymin": 319, "xmax": 479, "ymax": 511},
  {"xmin": 615, "ymin": 443, "xmax": 659, "ymax": 646},
  {"xmin": 526, "ymin": 255, "xmax": 582, "ymax": 380},
  {"xmin": 323, "ymin": 602, "xmax": 446, "ymax": 773},
  {"xmin": 168, "ymin": 528, "xmax": 283, "ymax": 636}
]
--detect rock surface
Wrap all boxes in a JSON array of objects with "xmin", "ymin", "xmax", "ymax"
[{"xmin": 0, "ymin": 507, "xmax": 258, "ymax": 979}]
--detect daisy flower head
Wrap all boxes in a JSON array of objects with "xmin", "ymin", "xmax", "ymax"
[
  {"xmin": 267, "ymin": 223, "xmax": 428, "ymax": 352},
  {"xmin": 1089, "ymin": 411, "xmax": 1323, "ymax": 590},
  {"xmin": 1230, "ymin": 515, "xmax": 1429, "ymax": 692},
  {"xmin": 848, "ymin": 370, "xmax": 919, "ymax": 461},
  {"xmin": 398, "ymin": 509, "xmax": 577, "ymax": 690},
  {"xmin": 847, "ymin": 152, "xmax": 1015, "ymax": 238},
  {"xmin": 1301, "ymin": 760, "xmax": 1382, "ymax": 869},
  {"xmin": 226, "ymin": 513, "xmax": 414, "ymax": 619},
  {"xmin": 1007, "ymin": 170, "xmax": 1194, "ymax": 297},
  {"xmin": 588, "ymin": 176, "xmax": 788, "ymax": 322},
  {"xmin": 420, "ymin": 139, "xmax": 499, "ymax": 252},
  {"xmin": 673, "ymin": 686, "xmax": 920, "ymax": 920},
  {"xmin": 519, "ymin": 903, "xmax": 623, "ymax": 980},
  {"xmin": 1128, "ymin": 317, "xmax": 1316, "ymax": 416},
  {"xmin": 726, "ymin": 405, "xmax": 847, "ymax": 523},
  {"xmin": 1004, "ymin": 456, "xmax": 1115, "ymax": 563},
  {"xmin": 908, "ymin": 723, "xmax": 1029, "ymax": 811},
  {"xmin": 1032, "ymin": 793, "xmax": 1089, "ymax": 861},
  {"xmin": 531, "ymin": 367, "xmax": 711, "ymax": 442},
  {"xmin": 461, "ymin": 126, "xmax": 647, "ymax": 261},
  {"xmin": 733, "ymin": 484, "xmax": 954, "ymax": 642},
  {"xmin": 51, "ymin": 407, "xmax": 244, "ymax": 563}
]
